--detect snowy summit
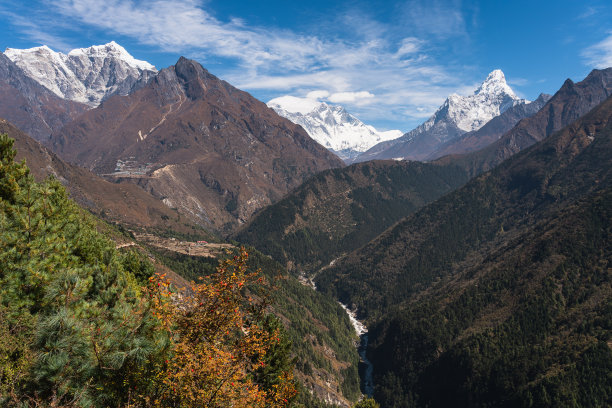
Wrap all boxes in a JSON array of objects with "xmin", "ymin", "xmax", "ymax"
[
  {"xmin": 268, "ymin": 96, "xmax": 402, "ymax": 161},
  {"xmin": 353, "ymin": 69, "xmax": 528, "ymax": 162},
  {"xmin": 5, "ymin": 42, "xmax": 157, "ymax": 106},
  {"xmin": 441, "ymin": 69, "xmax": 525, "ymax": 132}
]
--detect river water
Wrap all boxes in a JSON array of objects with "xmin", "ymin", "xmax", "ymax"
[{"xmin": 339, "ymin": 303, "xmax": 374, "ymax": 396}]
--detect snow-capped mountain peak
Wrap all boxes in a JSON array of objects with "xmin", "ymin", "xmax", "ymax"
[
  {"xmin": 352, "ymin": 69, "xmax": 529, "ymax": 163},
  {"xmin": 475, "ymin": 69, "xmax": 514, "ymax": 96},
  {"xmin": 5, "ymin": 42, "xmax": 157, "ymax": 106},
  {"xmin": 67, "ymin": 41, "xmax": 155, "ymax": 71},
  {"xmin": 268, "ymin": 96, "xmax": 402, "ymax": 161},
  {"xmin": 436, "ymin": 69, "xmax": 526, "ymax": 133}
]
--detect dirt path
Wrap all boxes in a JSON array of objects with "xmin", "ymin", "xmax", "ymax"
[
  {"xmin": 140, "ymin": 94, "xmax": 185, "ymax": 141},
  {"xmin": 115, "ymin": 242, "xmax": 136, "ymax": 249}
]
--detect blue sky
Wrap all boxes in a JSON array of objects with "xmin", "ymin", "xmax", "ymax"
[{"xmin": 1, "ymin": 0, "xmax": 612, "ymax": 131}]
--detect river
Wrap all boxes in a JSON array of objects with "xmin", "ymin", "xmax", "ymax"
[{"xmin": 339, "ymin": 303, "xmax": 374, "ymax": 396}]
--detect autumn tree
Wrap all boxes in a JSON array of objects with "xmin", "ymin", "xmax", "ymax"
[{"xmin": 144, "ymin": 250, "xmax": 297, "ymax": 407}]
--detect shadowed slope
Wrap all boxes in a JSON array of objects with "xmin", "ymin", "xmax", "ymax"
[{"xmin": 317, "ymin": 94, "xmax": 612, "ymax": 408}]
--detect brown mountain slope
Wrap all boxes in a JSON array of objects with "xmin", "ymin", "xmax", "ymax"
[
  {"xmin": 2, "ymin": 118, "xmax": 205, "ymax": 236},
  {"xmin": 50, "ymin": 57, "xmax": 343, "ymax": 233},
  {"xmin": 438, "ymin": 67, "xmax": 612, "ymax": 176},
  {"xmin": 0, "ymin": 52, "xmax": 88, "ymax": 141}
]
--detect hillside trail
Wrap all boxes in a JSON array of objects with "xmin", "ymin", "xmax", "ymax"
[{"xmin": 139, "ymin": 94, "xmax": 186, "ymax": 141}]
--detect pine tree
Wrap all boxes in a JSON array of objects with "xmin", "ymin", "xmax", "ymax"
[{"xmin": 0, "ymin": 134, "xmax": 170, "ymax": 406}]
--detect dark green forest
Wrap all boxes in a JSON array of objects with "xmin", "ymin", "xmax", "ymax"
[
  {"xmin": 314, "ymin": 95, "xmax": 612, "ymax": 406},
  {"xmin": 235, "ymin": 160, "xmax": 469, "ymax": 275}
]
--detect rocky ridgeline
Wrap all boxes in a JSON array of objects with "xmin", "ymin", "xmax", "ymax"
[{"xmin": 5, "ymin": 42, "xmax": 157, "ymax": 106}]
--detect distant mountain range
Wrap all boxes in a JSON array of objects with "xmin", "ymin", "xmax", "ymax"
[
  {"xmin": 268, "ymin": 97, "xmax": 402, "ymax": 161},
  {"xmin": 236, "ymin": 68, "xmax": 612, "ymax": 284},
  {"xmin": 5, "ymin": 42, "xmax": 157, "ymax": 106},
  {"xmin": 442, "ymin": 67, "xmax": 612, "ymax": 177},
  {"xmin": 353, "ymin": 70, "xmax": 529, "ymax": 162}
]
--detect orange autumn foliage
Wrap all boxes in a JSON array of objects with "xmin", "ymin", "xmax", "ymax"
[{"xmin": 141, "ymin": 249, "xmax": 297, "ymax": 408}]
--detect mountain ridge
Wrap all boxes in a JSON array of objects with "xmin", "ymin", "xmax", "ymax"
[
  {"xmin": 234, "ymin": 159, "xmax": 469, "ymax": 274},
  {"xmin": 353, "ymin": 69, "xmax": 527, "ymax": 162},
  {"xmin": 425, "ymin": 92, "xmax": 552, "ymax": 160},
  {"xmin": 440, "ymin": 67, "xmax": 612, "ymax": 177},
  {"xmin": 49, "ymin": 56, "xmax": 344, "ymax": 234},
  {"xmin": 5, "ymin": 42, "xmax": 157, "ymax": 106}
]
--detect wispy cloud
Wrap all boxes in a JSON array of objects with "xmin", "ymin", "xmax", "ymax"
[
  {"xmin": 2, "ymin": 11, "xmax": 74, "ymax": 51},
  {"xmin": 400, "ymin": 0, "xmax": 469, "ymax": 40},
  {"xmin": 582, "ymin": 32, "xmax": 612, "ymax": 69},
  {"xmin": 5, "ymin": 0, "xmax": 477, "ymax": 128},
  {"xmin": 577, "ymin": 6, "xmax": 598, "ymax": 20}
]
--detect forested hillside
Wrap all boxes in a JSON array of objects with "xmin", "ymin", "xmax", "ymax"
[
  {"xmin": 316, "ymin": 95, "xmax": 612, "ymax": 406},
  {"xmin": 0, "ymin": 133, "xmax": 342, "ymax": 407},
  {"xmin": 234, "ymin": 160, "xmax": 469, "ymax": 275}
]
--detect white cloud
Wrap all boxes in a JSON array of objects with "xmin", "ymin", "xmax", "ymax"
[
  {"xmin": 307, "ymin": 90, "xmax": 330, "ymax": 99},
  {"xmin": 328, "ymin": 91, "xmax": 375, "ymax": 104},
  {"xmin": 583, "ymin": 32, "xmax": 612, "ymax": 69},
  {"xmin": 267, "ymin": 95, "xmax": 321, "ymax": 114},
  {"xmin": 47, "ymin": 0, "xmax": 331, "ymax": 70},
  {"xmin": 397, "ymin": 37, "xmax": 422, "ymax": 56}
]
